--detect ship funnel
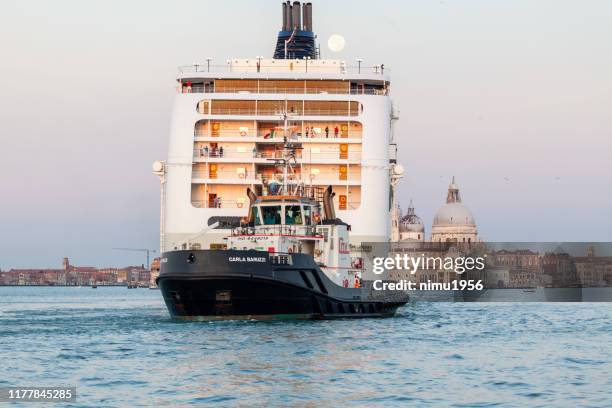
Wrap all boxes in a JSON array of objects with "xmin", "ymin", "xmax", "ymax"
[
  {"xmin": 282, "ymin": 2, "xmax": 288, "ymax": 30},
  {"xmin": 292, "ymin": 1, "xmax": 301, "ymax": 29},
  {"xmin": 284, "ymin": 1, "xmax": 292, "ymax": 31},
  {"xmin": 303, "ymin": 2, "xmax": 312, "ymax": 31},
  {"xmin": 323, "ymin": 186, "xmax": 337, "ymax": 220},
  {"xmin": 273, "ymin": 1, "xmax": 317, "ymax": 59}
]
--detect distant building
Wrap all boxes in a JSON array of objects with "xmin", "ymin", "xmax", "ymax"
[
  {"xmin": 0, "ymin": 257, "xmax": 154, "ymax": 287},
  {"xmin": 430, "ymin": 177, "xmax": 478, "ymax": 244},
  {"xmin": 542, "ymin": 251, "xmax": 577, "ymax": 287},
  {"xmin": 573, "ymin": 246, "xmax": 612, "ymax": 287},
  {"xmin": 150, "ymin": 257, "xmax": 161, "ymax": 288},
  {"xmin": 487, "ymin": 250, "xmax": 540, "ymax": 288},
  {"xmin": 398, "ymin": 200, "xmax": 425, "ymax": 242},
  {"xmin": 485, "ymin": 268, "xmax": 510, "ymax": 288}
]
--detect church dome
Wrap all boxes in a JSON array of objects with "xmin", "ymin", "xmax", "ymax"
[
  {"xmin": 399, "ymin": 200, "xmax": 424, "ymax": 232},
  {"xmin": 433, "ymin": 202, "xmax": 475, "ymax": 226},
  {"xmin": 430, "ymin": 177, "xmax": 478, "ymax": 243}
]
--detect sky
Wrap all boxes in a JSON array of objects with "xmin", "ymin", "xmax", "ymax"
[{"xmin": 0, "ymin": 0, "xmax": 610, "ymax": 269}]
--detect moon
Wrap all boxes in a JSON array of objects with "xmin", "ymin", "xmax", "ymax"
[{"xmin": 327, "ymin": 34, "xmax": 346, "ymax": 52}]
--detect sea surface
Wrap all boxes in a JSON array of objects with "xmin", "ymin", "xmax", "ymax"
[{"xmin": 0, "ymin": 287, "xmax": 611, "ymax": 407}]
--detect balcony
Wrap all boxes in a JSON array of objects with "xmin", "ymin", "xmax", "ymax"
[
  {"xmin": 192, "ymin": 199, "xmax": 361, "ymax": 210},
  {"xmin": 192, "ymin": 171, "xmax": 361, "ymax": 186},
  {"xmin": 185, "ymin": 85, "xmax": 388, "ymax": 96},
  {"xmin": 197, "ymin": 100, "xmax": 361, "ymax": 118},
  {"xmin": 194, "ymin": 129, "xmax": 363, "ymax": 141},
  {"xmin": 200, "ymin": 108, "xmax": 360, "ymax": 117},
  {"xmin": 192, "ymin": 148, "xmax": 362, "ymax": 163}
]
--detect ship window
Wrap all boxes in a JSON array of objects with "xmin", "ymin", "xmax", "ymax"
[
  {"xmin": 261, "ymin": 205, "xmax": 282, "ymax": 225},
  {"xmin": 252, "ymin": 207, "xmax": 262, "ymax": 226},
  {"xmin": 303, "ymin": 206, "xmax": 312, "ymax": 225},
  {"xmin": 285, "ymin": 205, "xmax": 303, "ymax": 225}
]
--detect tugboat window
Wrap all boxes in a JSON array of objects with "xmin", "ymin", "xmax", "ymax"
[
  {"xmin": 251, "ymin": 207, "xmax": 262, "ymax": 225},
  {"xmin": 303, "ymin": 206, "xmax": 312, "ymax": 225},
  {"xmin": 285, "ymin": 205, "xmax": 303, "ymax": 225},
  {"xmin": 261, "ymin": 205, "xmax": 282, "ymax": 225}
]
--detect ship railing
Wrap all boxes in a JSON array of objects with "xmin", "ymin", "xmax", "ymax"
[
  {"xmin": 192, "ymin": 170, "xmax": 256, "ymax": 180},
  {"xmin": 257, "ymin": 131, "xmax": 362, "ymax": 139},
  {"xmin": 192, "ymin": 199, "xmax": 248, "ymax": 209},
  {"xmin": 182, "ymin": 86, "xmax": 387, "ymax": 96},
  {"xmin": 189, "ymin": 199, "xmax": 365, "ymax": 211},
  {"xmin": 191, "ymin": 170, "xmax": 361, "ymax": 183},
  {"xmin": 194, "ymin": 130, "xmax": 363, "ymax": 139},
  {"xmin": 178, "ymin": 64, "xmax": 390, "ymax": 75},
  {"xmin": 193, "ymin": 149, "xmax": 362, "ymax": 161},
  {"xmin": 231, "ymin": 224, "xmax": 320, "ymax": 238},
  {"xmin": 255, "ymin": 172, "xmax": 361, "ymax": 183},
  {"xmin": 198, "ymin": 108, "xmax": 360, "ymax": 116}
]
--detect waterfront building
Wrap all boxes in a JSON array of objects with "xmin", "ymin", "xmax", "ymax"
[
  {"xmin": 487, "ymin": 250, "xmax": 540, "ymax": 288},
  {"xmin": 0, "ymin": 257, "xmax": 153, "ymax": 287},
  {"xmin": 573, "ymin": 246, "xmax": 612, "ymax": 287},
  {"xmin": 149, "ymin": 258, "xmax": 161, "ymax": 289},
  {"xmin": 541, "ymin": 251, "xmax": 577, "ymax": 287},
  {"xmin": 485, "ymin": 267, "xmax": 510, "ymax": 288}
]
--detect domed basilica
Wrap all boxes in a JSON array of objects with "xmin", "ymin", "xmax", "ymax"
[
  {"xmin": 430, "ymin": 177, "xmax": 478, "ymax": 243},
  {"xmin": 398, "ymin": 200, "xmax": 425, "ymax": 242},
  {"xmin": 393, "ymin": 177, "xmax": 479, "ymax": 243}
]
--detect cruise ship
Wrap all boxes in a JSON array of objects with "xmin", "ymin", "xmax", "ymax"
[{"xmin": 153, "ymin": 1, "xmax": 407, "ymax": 319}]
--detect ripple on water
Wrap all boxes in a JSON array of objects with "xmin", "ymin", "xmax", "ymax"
[{"xmin": 0, "ymin": 287, "xmax": 611, "ymax": 406}]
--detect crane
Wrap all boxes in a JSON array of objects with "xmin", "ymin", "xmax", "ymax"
[{"xmin": 112, "ymin": 248, "xmax": 157, "ymax": 270}]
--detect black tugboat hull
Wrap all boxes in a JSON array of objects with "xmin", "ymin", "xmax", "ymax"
[{"xmin": 157, "ymin": 250, "xmax": 407, "ymax": 320}]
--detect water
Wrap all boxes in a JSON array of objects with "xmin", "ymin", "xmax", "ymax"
[{"xmin": 1, "ymin": 287, "xmax": 611, "ymax": 407}]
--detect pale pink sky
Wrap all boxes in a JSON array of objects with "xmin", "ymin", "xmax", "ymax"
[{"xmin": 0, "ymin": 0, "xmax": 610, "ymax": 268}]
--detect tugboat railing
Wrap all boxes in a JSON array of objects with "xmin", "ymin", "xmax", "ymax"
[{"xmin": 231, "ymin": 224, "xmax": 321, "ymax": 238}]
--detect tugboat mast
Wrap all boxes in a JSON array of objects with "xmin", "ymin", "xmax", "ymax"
[{"xmin": 268, "ymin": 109, "xmax": 302, "ymax": 195}]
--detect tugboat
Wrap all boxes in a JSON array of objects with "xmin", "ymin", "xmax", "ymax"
[{"xmin": 157, "ymin": 115, "xmax": 408, "ymax": 320}]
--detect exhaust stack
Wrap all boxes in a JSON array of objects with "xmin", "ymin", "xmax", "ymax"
[
  {"xmin": 282, "ymin": 2, "xmax": 288, "ymax": 31},
  {"xmin": 292, "ymin": 1, "xmax": 301, "ymax": 29},
  {"xmin": 323, "ymin": 186, "xmax": 337, "ymax": 221},
  {"xmin": 273, "ymin": 1, "xmax": 317, "ymax": 59},
  {"xmin": 303, "ymin": 2, "xmax": 312, "ymax": 31},
  {"xmin": 246, "ymin": 188, "xmax": 258, "ymax": 224}
]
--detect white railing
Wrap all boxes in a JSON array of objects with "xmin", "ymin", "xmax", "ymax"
[
  {"xmin": 192, "ymin": 199, "xmax": 247, "ymax": 209},
  {"xmin": 197, "ymin": 108, "xmax": 360, "ymax": 117},
  {"xmin": 194, "ymin": 130, "xmax": 363, "ymax": 139},
  {"xmin": 193, "ymin": 149, "xmax": 362, "ymax": 161},
  {"xmin": 192, "ymin": 200, "xmax": 361, "ymax": 210},
  {"xmin": 192, "ymin": 171, "xmax": 361, "ymax": 183},
  {"xmin": 183, "ymin": 86, "xmax": 388, "ymax": 96},
  {"xmin": 178, "ymin": 64, "xmax": 389, "ymax": 75}
]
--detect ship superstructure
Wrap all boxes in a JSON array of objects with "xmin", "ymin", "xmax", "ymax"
[
  {"xmin": 154, "ymin": 1, "xmax": 408, "ymax": 320},
  {"xmin": 155, "ymin": 1, "xmax": 401, "ymax": 254}
]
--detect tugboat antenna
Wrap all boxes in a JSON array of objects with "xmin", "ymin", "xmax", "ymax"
[{"xmin": 267, "ymin": 109, "xmax": 302, "ymax": 195}]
